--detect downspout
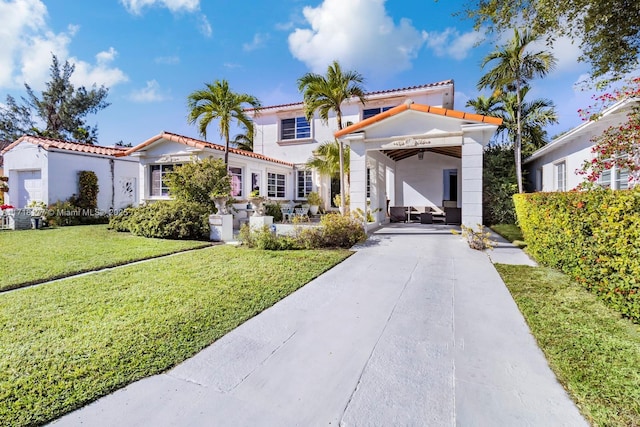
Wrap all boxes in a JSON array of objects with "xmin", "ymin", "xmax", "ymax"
[{"xmin": 110, "ymin": 158, "xmax": 115, "ymax": 210}]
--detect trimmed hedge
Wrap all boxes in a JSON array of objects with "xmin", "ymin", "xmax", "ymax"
[{"xmin": 514, "ymin": 189, "xmax": 640, "ymax": 322}]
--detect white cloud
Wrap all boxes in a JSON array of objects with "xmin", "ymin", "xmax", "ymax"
[
  {"xmin": 155, "ymin": 55, "xmax": 180, "ymax": 64},
  {"xmin": 425, "ymin": 28, "xmax": 483, "ymax": 60},
  {"xmin": 70, "ymin": 48, "xmax": 129, "ymax": 88},
  {"xmin": 120, "ymin": 0, "xmax": 199, "ymax": 15},
  {"xmin": 198, "ymin": 14, "xmax": 212, "ymax": 37},
  {"xmin": 129, "ymin": 80, "xmax": 168, "ymax": 102},
  {"xmin": 224, "ymin": 63, "xmax": 242, "ymax": 69},
  {"xmin": 275, "ymin": 21, "xmax": 294, "ymax": 31},
  {"xmin": 530, "ymin": 35, "xmax": 585, "ymax": 75},
  {"xmin": 0, "ymin": 1, "xmax": 127, "ymax": 91},
  {"xmin": 288, "ymin": 0, "xmax": 425, "ymax": 79},
  {"xmin": 243, "ymin": 33, "xmax": 268, "ymax": 52}
]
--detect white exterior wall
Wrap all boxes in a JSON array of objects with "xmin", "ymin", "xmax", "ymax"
[
  {"xmin": 395, "ymin": 152, "xmax": 461, "ymax": 208},
  {"xmin": 4, "ymin": 142, "xmax": 138, "ymax": 210},
  {"xmin": 461, "ymin": 126, "xmax": 487, "ymax": 227},
  {"xmin": 526, "ymin": 142, "xmax": 593, "ymax": 192},
  {"xmin": 47, "ymin": 151, "xmax": 139, "ymax": 211}
]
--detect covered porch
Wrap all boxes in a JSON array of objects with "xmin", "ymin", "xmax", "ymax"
[{"xmin": 335, "ymin": 100, "xmax": 501, "ymax": 230}]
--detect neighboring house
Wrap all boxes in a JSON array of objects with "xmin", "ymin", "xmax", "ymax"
[
  {"xmin": 525, "ymin": 97, "xmax": 640, "ymax": 192},
  {"xmin": 122, "ymin": 132, "xmax": 295, "ymax": 204},
  {"xmin": 1, "ymin": 136, "xmax": 139, "ymax": 210}
]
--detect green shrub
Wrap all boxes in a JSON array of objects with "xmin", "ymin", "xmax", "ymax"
[
  {"xmin": 74, "ymin": 171, "xmax": 98, "ymax": 209},
  {"xmin": 514, "ymin": 189, "xmax": 640, "ymax": 322},
  {"xmin": 264, "ymin": 202, "xmax": 283, "ymax": 222},
  {"xmin": 298, "ymin": 213, "xmax": 366, "ymax": 249},
  {"xmin": 239, "ymin": 213, "xmax": 366, "ymax": 250},
  {"xmin": 114, "ymin": 201, "xmax": 210, "ymax": 240},
  {"xmin": 46, "ymin": 200, "xmax": 109, "ymax": 226},
  {"xmin": 164, "ymin": 158, "xmax": 230, "ymax": 211},
  {"xmin": 483, "ymin": 145, "xmax": 517, "ymax": 225}
]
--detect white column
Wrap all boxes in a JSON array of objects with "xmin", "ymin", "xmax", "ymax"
[
  {"xmin": 348, "ymin": 139, "xmax": 367, "ymax": 219},
  {"xmin": 461, "ymin": 135, "xmax": 484, "ymax": 227}
]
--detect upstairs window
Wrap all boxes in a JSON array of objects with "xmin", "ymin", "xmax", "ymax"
[
  {"xmin": 363, "ymin": 106, "xmax": 393, "ymax": 120},
  {"xmin": 229, "ymin": 167, "xmax": 243, "ymax": 198},
  {"xmin": 281, "ymin": 117, "xmax": 311, "ymax": 140}
]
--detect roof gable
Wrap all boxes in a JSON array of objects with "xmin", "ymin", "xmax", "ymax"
[
  {"xmin": 124, "ymin": 132, "xmax": 294, "ymax": 167},
  {"xmin": 1, "ymin": 135, "xmax": 128, "ymax": 156},
  {"xmin": 334, "ymin": 101, "xmax": 502, "ymax": 138}
]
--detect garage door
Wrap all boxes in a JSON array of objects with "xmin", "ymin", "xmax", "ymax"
[{"xmin": 17, "ymin": 170, "xmax": 42, "ymax": 208}]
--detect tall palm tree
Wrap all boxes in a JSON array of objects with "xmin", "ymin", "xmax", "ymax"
[
  {"xmin": 477, "ymin": 28, "xmax": 556, "ymax": 193},
  {"xmin": 306, "ymin": 139, "xmax": 350, "ymax": 178},
  {"xmin": 232, "ymin": 122, "xmax": 254, "ymax": 152},
  {"xmin": 297, "ymin": 60, "xmax": 366, "ymax": 213},
  {"xmin": 187, "ymin": 79, "xmax": 261, "ymax": 165}
]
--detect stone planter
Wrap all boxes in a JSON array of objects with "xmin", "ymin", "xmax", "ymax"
[
  {"xmin": 209, "ymin": 214, "xmax": 233, "ymax": 241},
  {"xmin": 249, "ymin": 197, "xmax": 266, "ymax": 216}
]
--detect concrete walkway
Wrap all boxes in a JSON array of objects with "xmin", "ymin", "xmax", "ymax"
[{"xmin": 51, "ymin": 224, "xmax": 586, "ymax": 426}]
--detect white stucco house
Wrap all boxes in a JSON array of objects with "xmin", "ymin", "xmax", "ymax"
[
  {"xmin": 525, "ymin": 97, "xmax": 639, "ymax": 192},
  {"xmin": 1, "ymin": 136, "xmax": 139, "ymax": 210},
  {"xmin": 247, "ymin": 80, "xmax": 501, "ymax": 227}
]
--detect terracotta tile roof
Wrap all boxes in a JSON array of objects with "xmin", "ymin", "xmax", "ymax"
[
  {"xmin": 334, "ymin": 102, "xmax": 503, "ymax": 138},
  {"xmin": 1, "ymin": 135, "xmax": 128, "ymax": 156},
  {"xmin": 247, "ymin": 80, "xmax": 454, "ymax": 112},
  {"xmin": 123, "ymin": 131, "xmax": 295, "ymax": 167}
]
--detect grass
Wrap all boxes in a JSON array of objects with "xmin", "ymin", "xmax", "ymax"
[
  {"xmin": 490, "ymin": 223, "xmax": 526, "ymax": 248},
  {"xmin": 0, "ymin": 245, "xmax": 351, "ymax": 426},
  {"xmin": 495, "ymin": 264, "xmax": 640, "ymax": 427},
  {"xmin": 0, "ymin": 225, "xmax": 211, "ymax": 291}
]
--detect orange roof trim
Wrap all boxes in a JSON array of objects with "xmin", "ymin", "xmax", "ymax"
[
  {"xmin": 1, "ymin": 135, "xmax": 128, "ymax": 156},
  {"xmin": 334, "ymin": 102, "xmax": 503, "ymax": 138},
  {"xmin": 124, "ymin": 131, "xmax": 295, "ymax": 167}
]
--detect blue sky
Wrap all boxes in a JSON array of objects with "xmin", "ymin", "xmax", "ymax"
[{"xmin": 0, "ymin": 0, "xmax": 604, "ymax": 146}]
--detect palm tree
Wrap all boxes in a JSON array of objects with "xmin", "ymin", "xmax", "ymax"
[
  {"xmin": 306, "ymin": 139, "xmax": 350, "ymax": 178},
  {"xmin": 477, "ymin": 28, "xmax": 556, "ymax": 193},
  {"xmin": 232, "ymin": 122, "xmax": 254, "ymax": 152},
  {"xmin": 187, "ymin": 79, "xmax": 261, "ymax": 165},
  {"xmin": 297, "ymin": 60, "xmax": 366, "ymax": 213},
  {"xmin": 499, "ymin": 88, "xmax": 558, "ymax": 155}
]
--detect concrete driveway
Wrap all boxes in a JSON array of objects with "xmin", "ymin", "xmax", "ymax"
[{"xmin": 52, "ymin": 224, "xmax": 587, "ymax": 426}]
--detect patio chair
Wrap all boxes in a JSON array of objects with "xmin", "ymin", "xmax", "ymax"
[{"xmin": 390, "ymin": 206, "xmax": 407, "ymax": 223}]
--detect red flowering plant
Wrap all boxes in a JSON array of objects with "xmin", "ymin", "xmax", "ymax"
[
  {"xmin": 577, "ymin": 77, "xmax": 640, "ymax": 189},
  {"xmin": 1, "ymin": 204, "xmax": 14, "ymax": 210}
]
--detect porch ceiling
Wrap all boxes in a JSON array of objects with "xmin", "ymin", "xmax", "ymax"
[{"xmin": 381, "ymin": 146, "xmax": 462, "ymax": 161}]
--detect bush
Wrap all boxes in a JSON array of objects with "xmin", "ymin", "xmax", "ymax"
[
  {"xmin": 74, "ymin": 171, "xmax": 98, "ymax": 209},
  {"xmin": 483, "ymin": 145, "xmax": 517, "ymax": 225},
  {"xmin": 164, "ymin": 158, "xmax": 230, "ymax": 212},
  {"xmin": 239, "ymin": 213, "xmax": 367, "ymax": 250},
  {"xmin": 514, "ymin": 189, "xmax": 640, "ymax": 322},
  {"xmin": 46, "ymin": 200, "xmax": 109, "ymax": 226},
  {"xmin": 110, "ymin": 201, "xmax": 210, "ymax": 240},
  {"xmin": 264, "ymin": 202, "xmax": 283, "ymax": 222}
]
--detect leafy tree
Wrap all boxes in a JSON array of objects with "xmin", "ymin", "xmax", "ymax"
[
  {"xmin": 578, "ymin": 78, "xmax": 640, "ymax": 188},
  {"xmin": 461, "ymin": 0, "xmax": 640, "ymax": 80},
  {"xmin": 164, "ymin": 157, "xmax": 231, "ymax": 211},
  {"xmin": 477, "ymin": 28, "xmax": 556, "ymax": 193},
  {"xmin": 0, "ymin": 55, "xmax": 109, "ymax": 144},
  {"xmin": 187, "ymin": 79, "xmax": 261, "ymax": 165},
  {"xmin": 297, "ymin": 60, "xmax": 366, "ymax": 213},
  {"xmin": 483, "ymin": 145, "xmax": 518, "ymax": 225}
]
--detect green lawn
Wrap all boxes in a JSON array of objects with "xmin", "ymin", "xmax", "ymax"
[
  {"xmin": 496, "ymin": 264, "xmax": 640, "ymax": 427},
  {"xmin": 0, "ymin": 225, "xmax": 211, "ymax": 291},
  {"xmin": 0, "ymin": 245, "xmax": 351, "ymax": 426},
  {"xmin": 490, "ymin": 223, "xmax": 526, "ymax": 248}
]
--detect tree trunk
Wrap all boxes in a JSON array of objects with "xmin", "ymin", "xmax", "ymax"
[
  {"xmin": 224, "ymin": 131, "xmax": 229, "ymax": 166},
  {"xmin": 337, "ymin": 112, "xmax": 346, "ymax": 215},
  {"xmin": 515, "ymin": 81, "xmax": 523, "ymax": 193}
]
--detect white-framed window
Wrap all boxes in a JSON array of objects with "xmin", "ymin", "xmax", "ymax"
[
  {"xmin": 536, "ymin": 168, "xmax": 543, "ymax": 191},
  {"xmin": 555, "ymin": 161, "xmax": 566, "ymax": 192},
  {"xmin": 363, "ymin": 106, "xmax": 393, "ymax": 120},
  {"xmin": 297, "ymin": 170, "xmax": 313, "ymax": 199},
  {"xmin": 150, "ymin": 164, "xmax": 181, "ymax": 197},
  {"xmin": 281, "ymin": 117, "xmax": 311, "ymax": 140},
  {"xmin": 229, "ymin": 167, "xmax": 243, "ymax": 198},
  {"xmin": 267, "ymin": 172, "xmax": 286, "ymax": 198},
  {"xmin": 615, "ymin": 167, "xmax": 630, "ymax": 190},
  {"xmin": 599, "ymin": 169, "xmax": 612, "ymax": 188}
]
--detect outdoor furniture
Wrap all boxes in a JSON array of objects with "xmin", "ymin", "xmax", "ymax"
[
  {"xmin": 294, "ymin": 207, "xmax": 309, "ymax": 217},
  {"xmin": 420, "ymin": 212, "xmax": 433, "ymax": 224},
  {"xmin": 390, "ymin": 206, "xmax": 407, "ymax": 223},
  {"xmin": 445, "ymin": 207, "xmax": 462, "ymax": 225},
  {"xmin": 280, "ymin": 206, "xmax": 294, "ymax": 222}
]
